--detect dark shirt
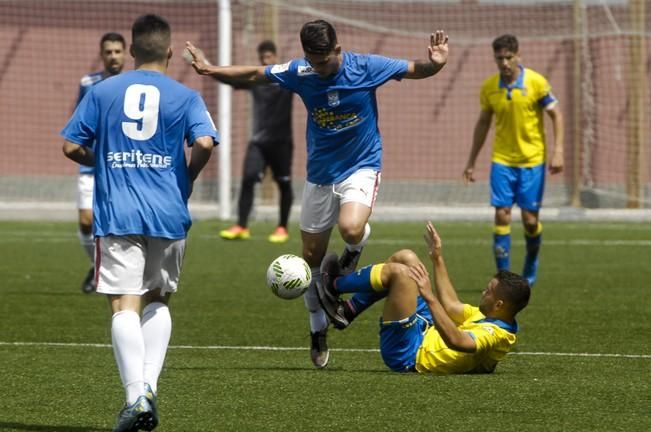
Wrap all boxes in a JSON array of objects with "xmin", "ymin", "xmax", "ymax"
[{"xmin": 250, "ymin": 83, "xmax": 293, "ymax": 144}]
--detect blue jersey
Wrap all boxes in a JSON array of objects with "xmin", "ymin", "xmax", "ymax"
[
  {"xmin": 76, "ymin": 71, "xmax": 105, "ymax": 175},
  {"xmin": 265, "ymin": 52, "xmax": 408, "ymax": 184},
  {"xmin": 61, "ymin": 70, "xmax": 219, "ymax": 239}
]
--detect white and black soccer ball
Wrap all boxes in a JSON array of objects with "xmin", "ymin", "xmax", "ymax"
[{"xmin": 266, "ymin": 254, "xmax": 311, "ymax": 300}]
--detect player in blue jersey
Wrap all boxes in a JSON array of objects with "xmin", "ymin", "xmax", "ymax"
[
  {"xmin": 61, "ymin": 14, "xmax": 218, "ymax": 432},
  {"xmin": 76, "ymin": 32, "xmax": 126, "ymax": 294},
  {"xmin": 317, "ymin": 222, "xmax": 530, "ymax": 374},
  {"xmin": 186, "ymin": 20, "xmax": 449, "ymax": 368}
]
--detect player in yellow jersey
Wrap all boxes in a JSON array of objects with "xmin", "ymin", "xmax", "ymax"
[
  {"xmin": 316, "ymin": 222, "xmax": 530, "ymax": 374},
  {"xmin": 463, "ymin": 34, "xmax": 564, "ymax": 287}
]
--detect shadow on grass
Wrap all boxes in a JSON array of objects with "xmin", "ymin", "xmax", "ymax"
[{"xmin": 0, "ymin": 423, "xmax": 110, "ymax": 432}]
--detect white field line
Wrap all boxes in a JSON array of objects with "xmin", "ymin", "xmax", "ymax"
[
  {"xmin": 1, "ymin": 232, "xmax": 651, "ymax": 247},
  {"xmin": 346, "ymin": 239, "xmax": 651, "ymax": 247},
  {"xmin": 1, "ymin": 341, "xmax": 649, "ymax": 359}
]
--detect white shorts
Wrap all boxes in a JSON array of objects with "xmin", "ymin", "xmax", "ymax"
[
  {"xmin": 95, "ymin": 235, "xmax": 186, "ymax": 296},
  {"xmin": 300, "ymin": 168, "xmax": 381, "ymax": 233},
  {"xmin": 77, "ymin": 174, "xmax": 94, "ymax": 210}
]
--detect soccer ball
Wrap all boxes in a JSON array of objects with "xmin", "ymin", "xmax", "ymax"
[{"xmin": 266, "ymin": 254, "xmax": 311, "ymax": 300}]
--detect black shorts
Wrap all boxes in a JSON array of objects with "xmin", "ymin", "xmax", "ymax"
[{"xmin": 243, "ymin": 139, "xmax": 293, "ymax": 181}]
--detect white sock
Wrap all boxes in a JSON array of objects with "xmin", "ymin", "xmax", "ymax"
[
  {"xmin": 141, "ymin": 302, "xmax": 171, "ymax": 395},
  {"xmin": 77, "ymin": 230, "xmax": 94, "ymax": 263},
  {"xmin": 111, "ymin": 310, "xmax": 145, "ymax": 405},
  {"xmin": 345, "ymin": 223, "xmax": 371, "ymax": 252},
  {"xmin": 303, "ymin": 267, "xmax": 328, "ymax": 332}
]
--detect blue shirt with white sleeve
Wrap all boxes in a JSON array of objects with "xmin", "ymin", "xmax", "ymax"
[{"xmin": 265, "ymin": 52, "xmax": 408, "ymax": 184}]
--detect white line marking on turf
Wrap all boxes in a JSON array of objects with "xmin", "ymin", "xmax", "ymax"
[
  {"xmin": 350, "ymin": 239, "xmax": 651, "ymax": 247},
  {"xmin": 3, "ymin": 234, "xmax": 651, "ymax": 247},
  {"xmin": 1, "ymin": 341, "xmax": 649, "ymax": 359}
]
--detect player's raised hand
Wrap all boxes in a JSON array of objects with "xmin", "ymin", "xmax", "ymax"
[
  {"xmin": 428, "ymin": 30, "xmax": 449, "ymax": 67},
  {"xmin": 424, "ymin": 221, "xmax": 442, "ymax": 260},
  {"xmin": 184, "ymin": 41, "xmax": 211, "ymax": 75}
]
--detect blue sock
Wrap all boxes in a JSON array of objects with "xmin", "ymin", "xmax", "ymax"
[
  {"xmin": 335, "ymin": 264, "xmax": 383, "ymax": 294},
  {"xmin": 335, "ymin": 264, "xmax": 386, "ymax": 322},
  {"xmin": 523, "ymin": 223, "xmax": 543, "ymax": 286},
  {"xmin": 525, "ymin": 232, "xmax": 542, "ymax": 260},
  {"xmin": 493, "ymin": 225, "xmax": 511, "ymax": 271},
  {"xmin": 348, "ymin": 291, "xmax": 387, "ymax": 318}
]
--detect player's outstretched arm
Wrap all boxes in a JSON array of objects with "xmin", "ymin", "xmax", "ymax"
[
  {"xmin": 183, "ymin": 44, "xmax": 252, "ymax": 89},
  {"xmin": 408, "ymin": 263, "xmax": 476, "ymax": 353},
  {"xmin": 424, "ymin": 222, "xmax": 464, "ymax": 317},
  {"xmin": 185, "ymin": 41, "xmax": 269, "ymax": 84},
  {"xmin": 404, "ymin": 30, "xmax": 449, "ymax": 79},
  {"xmin": 463, "ymin": 110, "xmax": 492, "ymax": 185},
  {"xmin": 62, "ymin": 141, "xmax": 94, "ymax": 167}
]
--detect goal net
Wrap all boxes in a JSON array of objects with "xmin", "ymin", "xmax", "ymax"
[{"xmin": 0, "ymin": 0, "xmax": 648, "ymax": 218}]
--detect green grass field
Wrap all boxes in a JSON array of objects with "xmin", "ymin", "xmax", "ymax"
[{"xmin": 1, "ymin": 220, "xmax": 649, "ymax": 431}]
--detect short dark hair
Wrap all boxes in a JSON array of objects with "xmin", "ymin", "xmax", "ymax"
[
  {"xmin": 494, "ymin": 270, "xmax": 530, "ymax": 315},
  {"xmin": 257, "ymin": 40, "xmax": 277, "ymax": 55},
  {"xmin": 492, "ymin": 34, "xmax": 519, "ymax": 53},
  {"xmin": 100, "ymin": 32, "xmax": 126, "ymax": 49},
  {"xmin": 131, "ymin": 14, "xmax": 171, "ymax": 63},
  {"xmin": 300, "ymin": 20, "xmax": 337, "ymax": 54}
]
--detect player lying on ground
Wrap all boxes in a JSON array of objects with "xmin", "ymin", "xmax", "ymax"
[{"xmin": 317, "ymin": 222, "xmax": 530, "ymax": 374}]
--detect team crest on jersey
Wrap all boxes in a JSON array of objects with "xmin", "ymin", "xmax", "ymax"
[
  {"xmin": 270, "ymin": 62, "xmax": 290, "ymax": 74},
  {"xmin": 297, "ymin": 65, "xmax": 316, "ymax": 76},
  {"xmin": 327, "ymin": 91, "xmax": 340, "ymax": 107}
]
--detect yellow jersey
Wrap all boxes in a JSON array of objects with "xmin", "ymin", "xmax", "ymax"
[
  {"xmin": 415, "ymin": 304, "xmax": 518, "ymax": 374},
  {"xmin": 480, "ymin": 66, "xmax": 557, "ymax": 167}
]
